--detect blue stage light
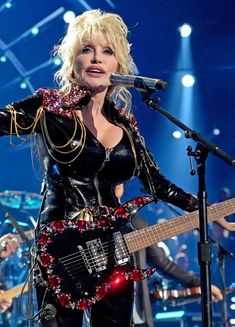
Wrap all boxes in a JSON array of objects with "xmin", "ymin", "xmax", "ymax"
[
  {"xmin": 31, "ymin": 27, "xmax": 39, "ymax": 35},
  {"xmin": 172, "ymin": 130, "xmax": 182, "ymax": 139},
  {"xmin": 155, "ymin": 310, "xmax": 185, "ymax": 320},
  {"xmin": 63, "ymin": 11, "xmax": 75, "ymax": 24},
  {"xmin": 5, "ymin": 1, "xmax": 12, "ymax": 9},
  {"xmin": 0, "ymin": 55, "xmax": 7, "ymax": 62},
  {"xmin": 181, "ymin": 74, "xmax": 195, "ymax": 87},
  {"xmin": 20, "ymin": 81, "xmax": 27, "ymax": 89},
  {"xmin": 213, "ymin": 128, "xmax": 220, "ymax": 136},
  {"xmin": 53, "ymin": 57, "xmax": 62, "ymax": 66},
  {"xmin": 179, "ymin": 24, "xmax": 192, "ymax": 38}
]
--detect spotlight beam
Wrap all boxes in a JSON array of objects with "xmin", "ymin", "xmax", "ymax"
[
  {"xmin": 25, "ymin": 59, "xmax": 51, "ymax": 76},
  {"xmin": 104, "ymin": 0, "xmax": 116, "ymax": 8},
  {"xmin": 0, "ymin": 59, "xmax": 52, "ymax": 90},
  {"xmin": 4, "ymin": 49, "xmax": 27, "ymax": 75},
  {"xmin": 5, "ymin": 7, "xmax": 65, "ymax": 50},
  {"xmin": 77, "ymin": 0, "xmax": 92, "ymax": 10}
]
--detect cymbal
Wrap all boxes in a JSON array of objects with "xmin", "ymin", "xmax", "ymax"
[{"xmin": 0, "ymin": 190, "xmax": 42, "ymax": 210}]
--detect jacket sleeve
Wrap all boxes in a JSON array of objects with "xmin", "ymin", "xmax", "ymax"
[
  {"xmin": 0, "ymin": 93, "xmax": 43, "ymax": 136},
  {"xmin": 132, "ymin": 215, "xmax": 200, "ymax": 287},
  {"xmin": 119, "ymin": 111, "xmax": 199, "ymax": 212},
  {"xmin": 137, "ymin": 145, "xmax": 199, "ymax": 212},
  {"xmin": 147, "ymin": 245, "xmax": 200, "ymax": 287}
]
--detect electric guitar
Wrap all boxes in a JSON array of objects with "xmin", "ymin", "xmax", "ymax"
[
  {"xmin": 0, "ymin": 283, "xmax": 28, "ymax": 301},
  {"xmin": 36, "ymin": 196, "xmax": 235, "ymax": 310},
  {"xmin": 150, "ymin": 285, "xmax": 235, "ymax": 305}
]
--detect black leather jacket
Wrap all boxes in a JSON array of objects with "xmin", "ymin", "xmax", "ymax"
[{"xmin": 0, "ymin": 85, "xmax": 198, "ymax": 225}]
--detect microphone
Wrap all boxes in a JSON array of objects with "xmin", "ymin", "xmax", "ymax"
[{"xmin": 110, "ymin": 72, "xmax": 168, "ymax": 92}]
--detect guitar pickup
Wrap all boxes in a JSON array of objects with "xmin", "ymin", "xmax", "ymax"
[
  {"xmin": 113, "ymin": 232, "xmax": 130, "ymax": 265},
  {"xmin": 86, "ymin": 239, "xmax": 107, "ymax": 272}
]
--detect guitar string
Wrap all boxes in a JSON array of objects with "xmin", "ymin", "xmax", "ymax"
[
  {"xmin": 60, "ymin": 242, "xmax": 115, "ymax": 265},
  {"xmin": 61, "ymin": 243, "xmax": 114, "ymax": 267},
  {"xmin": 64, "ymin": 246, "xmax": 126, "ymax": 270},
  {"xmin": 65, "ymin": 253, "xmax": 115, "ymax": 274},
  {"xmin": 61, "ymin": 242, "xmax": 122, "ymax": 270},
  {"xmin": 59, "ymin": 236, "xmax": 128, "ymax": 263},
  {"xmin": 59, "ymin": 239, "xmax": 116, "ymax": 261},
  {"xmin": 64, "ymin": 250, "xmax": 130, "ymax": 275},
  {"xmin": 59, "ymin": 241, "xmax": 129, "ymax": 273}
]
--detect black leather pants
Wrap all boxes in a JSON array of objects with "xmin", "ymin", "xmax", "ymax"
[{"xmin": 37, "ymin": 282, "xmax": 134, "ymax": 327}]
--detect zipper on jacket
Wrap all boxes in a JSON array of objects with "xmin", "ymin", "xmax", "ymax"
[{"xmin": 93, "ymin": 148, "xmax": 113, "ymax": 205}]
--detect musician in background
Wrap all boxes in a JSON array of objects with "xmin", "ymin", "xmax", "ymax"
[
  {"xmin": 133, "ymin": 215, "xmax": 223, "ymax": 327},
  {"xmin": 115, "ymin": 184, "xmax": 223, "ymax": 327},
  {"xmin": 0, "ymin": 233, "xmax": 19, "ymax": 314},
  {"xmin": 0, "ymin": 233, "xmax": 19, "ymax": 260},
  {"xmin": 0, "ymin": 8, "xmax": 234, "ymax": 327}
]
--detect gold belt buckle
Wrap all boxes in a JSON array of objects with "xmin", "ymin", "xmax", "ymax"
[{"xmin": 78, "ymin": 208, "xmax": 93, "ymax": 222}]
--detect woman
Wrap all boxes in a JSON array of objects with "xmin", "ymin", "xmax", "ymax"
[{"xmin": 0, "ymin": 9, "xmax": 234, "ymax": 327}]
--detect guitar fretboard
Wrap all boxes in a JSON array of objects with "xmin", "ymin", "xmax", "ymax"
[{"xmin": 124, "ymin": 198, "xmax": 235, "ymax": 253}]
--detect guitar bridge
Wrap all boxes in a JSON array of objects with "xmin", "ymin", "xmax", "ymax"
[
  {"xmin": 77, "ymin": 245, "xmax": 92, "ymax": 274},
  {"xmin": 86, "ymin": 239, "xmax": 107, "ymax": 272},
  {"xmin": 114, "ymin": 232, "xmax": 130, "ymax": 265}
]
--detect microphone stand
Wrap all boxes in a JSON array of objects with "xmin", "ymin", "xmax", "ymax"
[
  {"xmin": 141, "ymin": 90, "xmax": 235, "ymax": 327},
  {"xmin": 0, "ymin": 202, "xmax": 34, "ymax": 327},
  {"xmin": 209, "ymin": 235, "xmax": 235, "ymax": 327}
]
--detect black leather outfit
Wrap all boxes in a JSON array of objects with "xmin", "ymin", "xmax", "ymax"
[{"xmin": 0, "ymin": 86, "xmax": 198, "ymax": 327}]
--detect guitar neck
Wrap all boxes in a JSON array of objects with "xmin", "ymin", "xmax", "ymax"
[
  {"xmin": 0, "ymin": 283, "xmax": 28, "ymax": 301},
  {"xmin": 15, "ymin": 229, "xmax": 35, "ymax": 244},
  {"xmin": 153, "ymin": 286, "xmax": 201, "ymax": 300},
  {"xmin": 152, "ymin": 286, "xmax": 235, "ymax": 301},
  {"xmin": 124, "ymin": 198, "xmax": 235, "ymax": 253}
]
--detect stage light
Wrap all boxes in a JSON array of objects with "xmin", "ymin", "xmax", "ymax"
[
  {"xmin": 172, "ymin": 130, "xmax": 182, "ymax": 139},
  {"xmin": 53, "ymin": 57, "xmax": 62, "ymax": 66},
  {"xmin": 5, "ymin": 1, "xmax": 12, "ymax": 9},
  {"xmin": 181, "ymin": 74, "xmax": 195, "ymax": 87},
  {"xmin": 155, "ymin": 310, "xmax": 185, "ymax": 320},
  {"xmin": 63, "ymin": 11, "xmax": 75, "ymax": 24},
  {"xmin": 31, "ymin": 27, "xmax": 39, "ymax": 35},
  {"xmin": 231, "ymin": 296, "xmax": 235, "ymax": 302},
  {"xmin": 0, "ymin": 55, "xmax": 7, "ymax": 62},
  {"xmin": 20, "ymin": 81, "xmax": 27, "ymax": 89},
  {"xmin": 230, "ymin": 304, "xmax": 235, "ymax": 310},
  {"xmin": 179, "ymin": 24, "xmax": 192, "ymax": 38},
  {"xmin": 213, "ymin": 128, "xmax": 220, "ymax": 136}
]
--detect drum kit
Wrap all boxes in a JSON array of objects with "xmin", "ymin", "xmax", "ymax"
[
  {"xmin": 0, "ymin": 190, "xmax": 42, "ymax": 211},
  {"xmin": 0, "ymin": 190, "xmax": 42, "ymax": 327}
]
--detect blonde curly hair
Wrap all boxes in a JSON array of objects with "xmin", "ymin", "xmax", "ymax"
[{"xmin": 53, "ymin": 9, "xmax": 137, "ymax": 110}]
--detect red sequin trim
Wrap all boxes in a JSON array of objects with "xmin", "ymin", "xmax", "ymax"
[{"xmin": 37, "ymin": 84, "xmax": 91, "ymax": 119}]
